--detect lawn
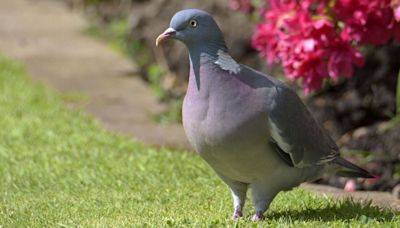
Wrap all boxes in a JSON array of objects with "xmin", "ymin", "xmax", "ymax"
[{"xmin": 0, "ymin": 54, "xmax": 398, "ymax": 227}]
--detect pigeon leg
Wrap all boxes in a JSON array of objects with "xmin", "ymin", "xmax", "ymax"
[
  {"xmin": 251, "ymin": 187, "xmax": 277, "ymax": 222},
  {"xmin": 216, "ymin": 173, "xmax": 248, "ymax": 219},
  {"xmin": 231, "ymin": 185, "xmax": 247, "ymax": 219}
]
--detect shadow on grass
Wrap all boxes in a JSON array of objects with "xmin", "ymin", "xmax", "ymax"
[{"xmin": 267, "ymin": 199, "xmax": 399, "ymax": 222}]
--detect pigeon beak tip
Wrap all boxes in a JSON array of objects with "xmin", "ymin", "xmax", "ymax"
[{"xmin": 156, "ymin": 28, "xmax": 176, "ymax": 46}]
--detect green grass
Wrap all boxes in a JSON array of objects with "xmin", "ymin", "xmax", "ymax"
[{"xmin": 0, "ymin": 54, "xmax": 399, "ymax": 227}]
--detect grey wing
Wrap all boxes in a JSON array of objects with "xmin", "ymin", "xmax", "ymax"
[{"xmin": 267, "ymin": 84, "xmax": 339, "ymax": 168}]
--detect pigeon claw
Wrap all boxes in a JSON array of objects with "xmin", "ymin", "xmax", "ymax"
[
  {"xmin": 232, "ymin": 210, "xmax": 243, "ymax": 220},
  {"xmin": 251, "ymin": 211, "xmax": 264, "ymax": 222}
]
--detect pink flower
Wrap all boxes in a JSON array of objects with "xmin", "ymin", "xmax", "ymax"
[
  {"xmin": 252, "ymin": 1, "xmax": 366, "ymax": 94},
  {"xmin": 327, "ymin": 39, "xmax": 364, "ymax": 81},
  {"xmin": 283, "ymin": 49, "xmax": 327, "ymax": 93},
  {"xmin": 394, "ymin": 6, "xmax": 400, "ymax": 22},
  {"xmin": 391, "ymin": 0, "xmax": 400, "ymax": 41},
  {"xmin": 247, "ymin": 0, "xmax": 400, "ymax": 93},
  {"xmin": 392, "ymin": 0, "xmax": 400, "ymax": 21},
  {"xmin": 334, "ymin": 0, "xmax": 394, "ymax": 45},
  {"xmin": 252, "ymin": 23, "xmax": 280, "ymax": 64},
  {"xmin": 280, "ymin": 17, "xmax": 336, "ymax": 92},
  {"xmin": 344, "ymin": 180, "xmax": 357, "ymax": 192}
]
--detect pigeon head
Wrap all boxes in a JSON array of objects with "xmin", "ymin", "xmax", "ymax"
[{"xmin": 156, "ymin": 9, "xmax": 227, "ymax": 51}]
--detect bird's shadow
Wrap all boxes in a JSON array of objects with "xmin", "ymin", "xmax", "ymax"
[{"xmin": 266, "ymin": 199, "xmax": 399, "ymax": 222}]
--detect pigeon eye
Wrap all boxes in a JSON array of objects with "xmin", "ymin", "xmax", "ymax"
[{"xmin": 189, "ymin": 19, "xmax": 198, "ymax": 28}]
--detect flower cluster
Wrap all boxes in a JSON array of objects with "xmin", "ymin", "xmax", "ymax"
[
  {"xmin": 230, "ymin": 0, "xmax": 400, "ymax": 93},
  {"xmin": 334, "ymin": 0, "xmax": 400, "ymax": 45}
]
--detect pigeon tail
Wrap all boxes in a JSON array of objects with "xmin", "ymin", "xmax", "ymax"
[{"xmin": 333, "ymin": 157, "xmax": 374, "ymax": 178}]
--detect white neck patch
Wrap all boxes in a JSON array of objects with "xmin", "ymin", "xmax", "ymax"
[{"xmin": 214, "ymin": 50, "xmax": 241, "ymax": 74}]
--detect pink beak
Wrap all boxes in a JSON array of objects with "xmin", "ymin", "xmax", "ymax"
[{"xmin": 156, "ymin": 28, "xmax": 176, "ymax": 46}]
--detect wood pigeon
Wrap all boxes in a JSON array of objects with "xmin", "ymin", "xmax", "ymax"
[{"xmin": 156, "ymin": 9, "xmax": 373, "ymax": 221}]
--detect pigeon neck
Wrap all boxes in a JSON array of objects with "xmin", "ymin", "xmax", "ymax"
[
  {"xmin": 187, "ymin": 43, "xmax": 229, "ymax": 91},
  {"xmin": 188, "ymin": 42, "xmax": 228, "ymax": 63}
]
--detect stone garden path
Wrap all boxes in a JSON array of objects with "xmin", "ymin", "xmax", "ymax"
[
  {"xmin": 0, "ymin": 0, "xmax": 398, "ymax": 212},
  {"xmin": 0, "ymin": 0, "xmax": 189, "ymax": 149}
]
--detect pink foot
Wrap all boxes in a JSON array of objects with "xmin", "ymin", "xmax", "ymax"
[
  {"xmin": 232, "ymin": 208, "xmax": 243, "ymax": 220},
  {"xmin": 252, "ymin": 211, "xmax": 263, "ymax": 222}
]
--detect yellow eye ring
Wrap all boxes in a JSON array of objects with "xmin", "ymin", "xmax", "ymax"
[{"xmin": 189, "ymin": 19, "xmax": 198, "ymax": 28}]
